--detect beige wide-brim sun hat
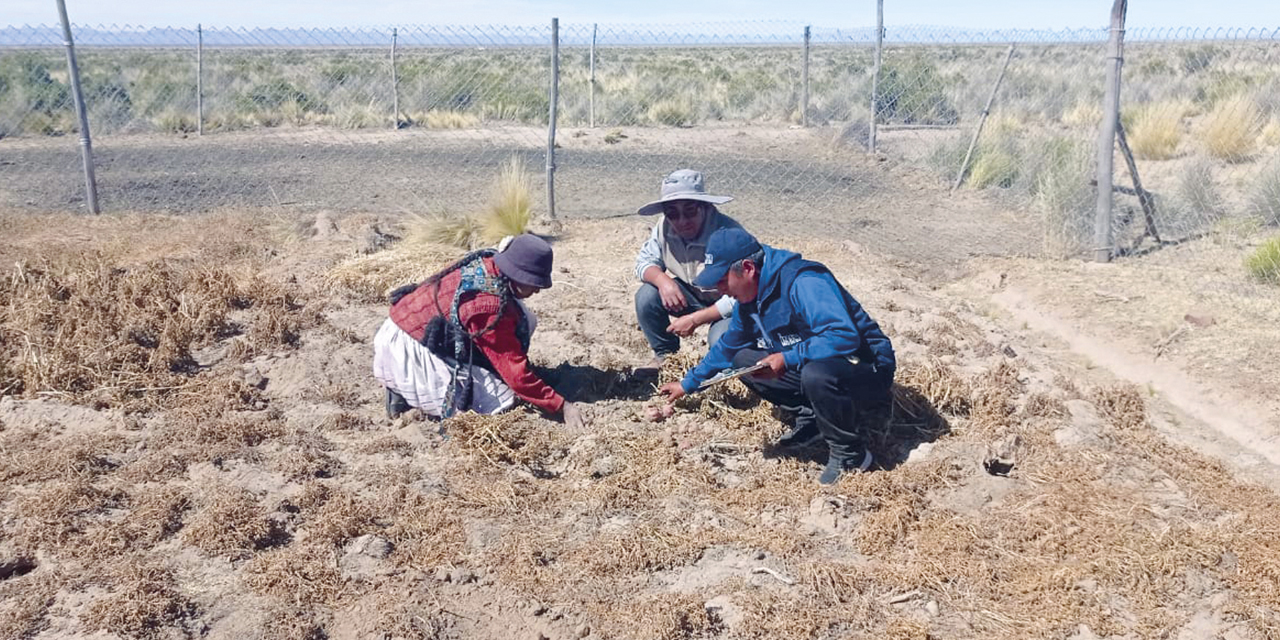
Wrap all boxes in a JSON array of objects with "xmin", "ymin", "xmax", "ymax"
[{"xmin": 636, "ymin": 169, "xmax": 734, "ymax": 215}]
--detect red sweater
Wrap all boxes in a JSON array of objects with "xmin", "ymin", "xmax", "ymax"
[{"xmin": 389, "ymin": 257, "xmax": 564, "ymax": 415}]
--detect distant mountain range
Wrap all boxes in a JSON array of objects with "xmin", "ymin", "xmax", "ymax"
[{"xmin": 0, "ymin": 23, "xmax": 1273, "ymax": 48}]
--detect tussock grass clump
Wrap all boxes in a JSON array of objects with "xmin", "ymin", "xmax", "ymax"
[
  {"xmin": 403, "ymin": 211, "xmax": 484, "ymax": 251},
  {"xmin": 482, "ymin": 156, "xmax": 533, "ymax": 243},
  {"xmin": 83, "ymin": 562, "xmax": 197, "ymax": 638},
  {"xmin": 1245, "ymin": 236, "xmax": 1280, "ymax": 284},
  {"xmin": 1248, "ymin": 163, "xmax": 1280, "ymax": 226},
  {"xmin": 1176, "ymin": 158, "xmax": 1226, "ymax": 224},
  {"xmin": 182, "ymin": 486, "xmax": 274, "ymax": 558},
  {"xmin": 1201, "ymin": 95, "xmax": 1261, "ymax": 161},
  {"xmin": 1128, "ymin": 101, "xmax": 1186, "ymax": 160},
  {"xmin": 420, "ymin": 109, "xmax": 479, "ymax": 129}
]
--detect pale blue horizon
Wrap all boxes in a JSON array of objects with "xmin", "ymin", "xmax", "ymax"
[{"xmin": 2, "ymin": 0, "xmax": 1278, "ymax": 30}]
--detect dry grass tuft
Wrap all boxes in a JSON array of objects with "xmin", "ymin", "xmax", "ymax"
[
  {"xmin": 8, "ymin": 432, "xmax": 125, "ymax": 482},
  {"xmin": 592, "ymin": 593, "xmax": 714, "ymax": 640},
  {"xmin": 11, "ymin": 478, "xmax": 125, "ymax": 553},
  {"xmin": 323, "ymin": 244, "xmax": 454, "ymax": 302},
  {"xmin": 968, "ymin": 360, "xmax": 1022, "ymax": 432},
  {"xmin": 445, "ymin": 409, "xmax": 572, "ymax": 473},
  {"xmin": 481, "ymin": 155, "xmax": 534, "ymax": 243},
  {"xmin": 1022, "ymin": 391, "xmax": 1067, "ymax": 419},
  {"xmin": 83, "ymin": 562, "xmax": 197, "ymax": 638},
  {"xmin": 419, "ymin": 109, "xmax": 480, "ymax": 129},
  {"xmin": 304, "ymin": 489, "xmax": 375, "ymax": 547},
  {"xmin": 1201, "ymin": 95, "xmax": 1261, "ymax": 161},
  {"xmin": 895, "ymin": 358, "xmax": 971, "ymax": 416},
  {"xmin": 405, "ymin": 210, "xmax": 485, "ymax": 251},
  {"xmin": 380, "ymin": 488, "xmax": 466, "ymax": 569},
  {"xmin": 182, "ymin": 486, "xmax": 274, "ymax": 557},
  {"xmin": 1128, "ymin": 101, "xmax": 1187, "ymax": 160},
  {"xmin": 1090, "ymin": 384, "xmax": 1148, "ymax": 431},
  {"xmin": 242, "ymin": 542, "xmax": 343, "ymax": 604},
  {"xmin": 0, "ymin": 256, "xmax": 314, "ymax": 408},
  {"xmin": 0, "ymin": 569, "xmax": 65, "ymax": 639}
]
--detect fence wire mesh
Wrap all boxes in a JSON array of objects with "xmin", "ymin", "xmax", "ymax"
[{"xmin": 1, "ymin": 22, "xmax": 1279, "ymax": 282}]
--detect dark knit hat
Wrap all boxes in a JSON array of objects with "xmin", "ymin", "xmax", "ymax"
[{"xmin": 493, "ymin": 234, "xmax": 554, "ymax": 289}]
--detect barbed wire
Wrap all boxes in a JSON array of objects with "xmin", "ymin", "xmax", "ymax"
[{"xmin": 1, "ymin": 21, "xmax": 1278, "ymax": 285}]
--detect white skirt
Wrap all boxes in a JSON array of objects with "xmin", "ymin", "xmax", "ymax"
[{"xmin": 371, "ymin": 303, "xmax": 536, "ymax": 418}]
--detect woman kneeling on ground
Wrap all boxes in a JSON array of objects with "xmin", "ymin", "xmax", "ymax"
[{"xmin": 372, "ymin": 234, "xmax": 584, "ymax": 428}]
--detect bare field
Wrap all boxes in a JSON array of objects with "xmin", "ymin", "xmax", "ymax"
[{"xmin": 2, "ymin": 199, "xmax": 1280, "ymax": 640}]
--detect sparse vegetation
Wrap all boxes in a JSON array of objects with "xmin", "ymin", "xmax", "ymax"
[{"xmin": 1245, "ymin": 236, "xmax": 1280, "ymax": 283}]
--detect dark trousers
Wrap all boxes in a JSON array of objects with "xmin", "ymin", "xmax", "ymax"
[
  {"xmin": 636, "ymin": 280, "xmax": 732, "ymax": 356},
  {"xmin": 732, "ymin": 348, "xmax": 894, "ymax": 458}
]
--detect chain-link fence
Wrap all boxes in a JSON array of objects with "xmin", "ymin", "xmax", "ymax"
[{"xmin": 2, "ymin": 22, "xmax": 1279, "ymax": 274}]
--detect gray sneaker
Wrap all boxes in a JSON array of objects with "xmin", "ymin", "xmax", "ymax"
[{"xmin": 818, "ymin": 450, "xmax": 873, "ymax": 485}]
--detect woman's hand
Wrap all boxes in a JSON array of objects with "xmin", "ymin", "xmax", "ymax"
[{"xmin": 562, "ymin": 401, "xmax": 587, "ymax": 429}]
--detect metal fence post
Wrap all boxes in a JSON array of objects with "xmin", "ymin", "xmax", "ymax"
[
  {"xmin": 802, "ymin": 25, "xmax": 810, "ymax": 127},
  {"xmin": 590, "ymin": 23, "xmax": 597, "ymax": 128},
  {"xmin": 1095, "ymin": 0, "xmax": 1127, "ymax": 262},
  {"xmin": 196, "ymin": 24, "xmax": 203, "ymax": 136},
  {"xmin": 546, "ymin": 18, "xmax": 560, "ymax": 221},
  {"xmin": 869, "ymin": 0, "xmax": 884, "ymax": 152},
  {"xmin": 391, "ymin": 27, "xmax": 400, "ymax": 129},
  {"xmin": 953, "ymin": 43, "xmax": 1016, "ymax": 192},
  {"xmin": 55, "ymin": 0, "xmax": 99, "ymax": 214}
]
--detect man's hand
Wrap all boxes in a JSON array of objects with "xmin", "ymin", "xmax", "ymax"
[
  {"xmin": 657, "ymin": 280, "xmax": 686, "ymax": 313},
  {"xmin": 667, "ymin": 314, "xmax": 700, "ymax": 337},
  {"xmin": 752, "ymin": 353, "xmax": 787, "ymax": 380},
  {"xmin": 562, "ymin": 402, "xmax": 587, "ymax": 429},
  {"xmin": 658, "ymin": 382, "xmax": 686, "ymax": 404}
]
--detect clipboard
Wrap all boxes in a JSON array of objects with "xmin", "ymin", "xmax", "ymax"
[{"xmin": 697, "ymin": 362, "xmax": 768, "ymax": 389}]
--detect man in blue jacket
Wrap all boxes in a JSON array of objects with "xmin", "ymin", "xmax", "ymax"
[{"xmin": 658, "ymin": 228, "xmax": 896, "ymax": 485}]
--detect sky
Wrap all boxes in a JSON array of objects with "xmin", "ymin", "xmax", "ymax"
[{"xmin": 2, "ymin": 0, "xmax": 1276, "ymax": 30}]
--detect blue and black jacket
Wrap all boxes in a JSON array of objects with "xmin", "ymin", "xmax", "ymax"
[{"xmin": 680, "ymin": 245, "xmax": 895, "ymax": 394}]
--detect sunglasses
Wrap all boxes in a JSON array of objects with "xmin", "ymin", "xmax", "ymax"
[{"xmin": 663, "ymin": 207, "xmax": 703, "ymax": 221}]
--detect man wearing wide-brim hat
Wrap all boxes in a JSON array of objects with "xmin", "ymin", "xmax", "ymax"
[
  {"xmin": 658, "ymin": 228, "xmax": 897, "ymax": 486},
  {"xmin": 632, "ymin": 169, "xmax": 745, "ymax": 376}
]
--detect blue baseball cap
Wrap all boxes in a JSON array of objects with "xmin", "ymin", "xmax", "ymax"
[{"xmin": 694, "ymin": 228, "xmax": 762, "ymax": 289}]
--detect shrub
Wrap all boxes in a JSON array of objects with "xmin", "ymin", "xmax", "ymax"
[
  {"xmin": 1245, "ymin": 237, "xmax": 1280, "ymax": 284},
  {"xmin": 646, "ymin": 98, "xmax": 696, "ymax": 127},
  {"xmin": 1261, "ymin": 116, "xmax": 1280, "ymax": 147},
  {"xmin": 1201, "ymin": 95, "xmax": 1260, "ymax": 161},
  {"xmin": 1176, "ymin": 159, "xmax": 1225, "ymax": 221},
  {"xmin": 1062, "ymin": 100, "xmax": 1101, "ymax": 129},
  {"xmin": 1249, "ymin": 163, "xmax": 1280, "ymax": 225},
  {"xmin": 875, "ymin": 55, "xmax": 958, "ymax": 125},
  {"xmin": 153, "ymin": 109, "xmax": 197, "ymax": 134},
  {"xmin": 1179, "ymin": 45, "xmax": 1222, "ymax": 74},
  {"xmin": 1128, "ymin": 102, "xmax": 1185, "ymax": 160},
  {"xmin": 1033, "ymin": 136, "xmax": 1095, "ymax": 255}
]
